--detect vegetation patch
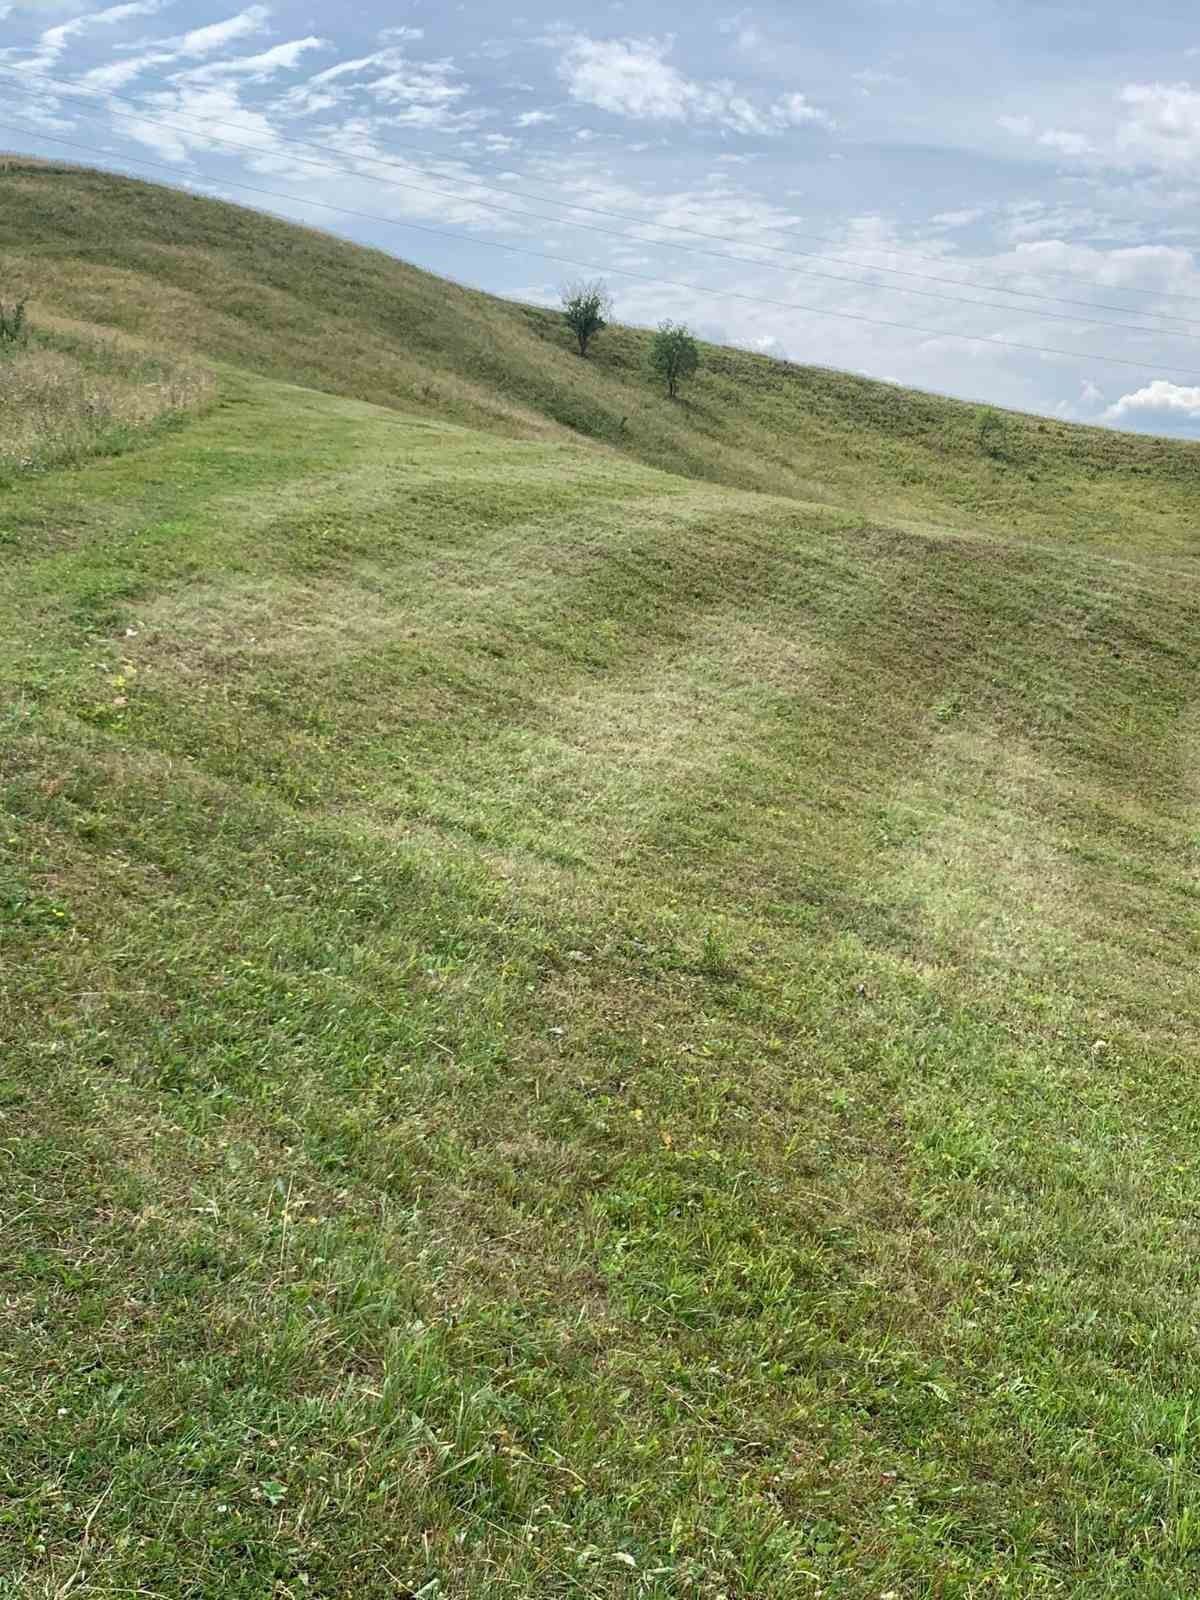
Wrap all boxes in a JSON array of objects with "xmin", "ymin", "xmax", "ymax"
[{"xmin": 0, "ymin": 314, "xmax": 214, "ymax": 480}]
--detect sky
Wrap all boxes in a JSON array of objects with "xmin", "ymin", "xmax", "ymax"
[{"xmin": 4, "ymin": 0, "xmax": 1200, "ymax": 432}]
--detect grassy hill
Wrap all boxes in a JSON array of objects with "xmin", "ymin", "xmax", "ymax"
[
  {"xmin": 4, "ymin": 158, "xmax": 1199, "ymax": 555},
  {"xmin": 3, "ymin": 158, "xmax": 1200, "ymax": 1599}
]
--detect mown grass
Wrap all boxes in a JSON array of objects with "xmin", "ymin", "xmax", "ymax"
[{"xmin": 3, "ymin": 167, "xmax": 1200, "ymax": 1599}]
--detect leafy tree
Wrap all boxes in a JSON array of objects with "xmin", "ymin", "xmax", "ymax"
[
  {"xmin": 648, "ymin": 320, "xmax": 700, "ymax": 399},
  {"xmin": 560, "ymin": 279, "xmax": 613, "ymax": 358}
]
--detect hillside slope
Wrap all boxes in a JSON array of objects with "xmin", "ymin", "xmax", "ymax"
[
  {"xmin": 2, "ymin": 164, "xmax": 1200, "ymax": 1599},
  {"xmin": 3, "ymin": 157, "xmax": 1199, "ymax": 557}
]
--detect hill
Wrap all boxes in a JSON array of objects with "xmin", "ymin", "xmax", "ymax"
[
  {"xmin": 3, "ymin": 158, "xmax": 1200, "ymax": 1599},
  {"xmin": 3, "ymin": 158, "xmax": 1199, "ymax": 556}
]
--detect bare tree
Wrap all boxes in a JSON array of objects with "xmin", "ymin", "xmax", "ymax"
[{"xmin": 560, "ymin": 279, "xmax": 613, "ymax": 358}]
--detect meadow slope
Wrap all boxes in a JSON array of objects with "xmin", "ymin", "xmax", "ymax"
[
  {"xmin": 3, "ymin": 162, "xmax": 1200, "ymax": 1599},
  {"xmin": 3, "ymin": 157, "xmax": 1199, "ymax": 555}
]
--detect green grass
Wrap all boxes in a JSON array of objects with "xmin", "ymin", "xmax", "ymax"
[{"xmin": 3, "ymin": 161, "xmax": 1200, "ymax": 1599}]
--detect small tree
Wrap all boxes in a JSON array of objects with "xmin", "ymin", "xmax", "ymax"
[
  {"xmin": 978, "ymin": 406, "xmax": 1008, "ymax": 459},
  {"xmin": 0, "ymin": 299, "xmax": 26, "ymax": 348},
  {"xmin": 649, "ymin": 320, "xmax": 700, "ymax": 399},
  {"xmin": 561, "ymin": 279, "xmax": 612, "ymax": 358}
]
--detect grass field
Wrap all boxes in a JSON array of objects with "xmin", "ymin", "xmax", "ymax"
[{"xmin": 3, "ymin": 159, "xmax": 1200, "ymax": 1599}]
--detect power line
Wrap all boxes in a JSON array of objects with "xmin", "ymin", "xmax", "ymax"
[
  {"xmin": 9, "ymin": 63, "xmax": 1200, "ymax": 330},
  {"xmin": 4, "ymin": 90, "xmax": 1199, "ymax": 348},
  {"xmin": 4, "ymin": 121, "xmax": 1199, "ymax": 385},
  {"xmin": 7, "ymin": 61, "xmax": 1200, "ymax": 330}
]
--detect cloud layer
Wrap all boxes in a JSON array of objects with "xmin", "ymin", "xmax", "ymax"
[{"xmin": 552, "ymin": 33, "xmax": 831, "ymax": 135}]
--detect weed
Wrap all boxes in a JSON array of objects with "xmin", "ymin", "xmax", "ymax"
[
  {"xmin": 0, "ymin": 320, "xmax": 214, "ymax": 477},
  {"xmin": 698, "ymin": 925, "xmax": 737, "ymax": 979},
  {"xmin": 0, "ymin": 296, "xmax": 26, "ymax": 347}
]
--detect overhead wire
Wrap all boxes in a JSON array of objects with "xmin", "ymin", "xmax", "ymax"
[
  {"xmin": 6, "ymin": 61, "xmax": 1200, "ymax": 329},
  {"xmin": 3, "ymin": 118, "xmax": 1199, "ymax": 384},
  {"xmin": 1, "ymin": 84, "xmax": 1197, "ymax": 345}
]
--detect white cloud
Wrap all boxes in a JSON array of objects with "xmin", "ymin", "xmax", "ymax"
[
  {"xmin": 717, "ymin": 10, "xmax": 762, "ymax": 51},
  {"xmin": 120, "ymin": 81, "xmax": 282, "ymax": 161},
  {"xmin": 1000, "ymin": 82, "xmax": 1200, "ymax": 175},
  {"xmin": 26, "ymin": 0, "xmax": 164, "ymax": 72},
  {"xmin": 179, "ymin": 37, "xmax": 328, "ymax": 83},
  {"xmin": 175, "ymin": 8, "xmax": 271, "ymax": 59},
  {"xmin": 931, "ymin": 207, "xmax": 985, "ymax": 227},
  {"xmin": 1104, "ymin": 380, "xmax": 1200, "ymax": 423},
  {"xmin": 776, "ymin": 92, "xmax": 827, "ymax": 126},
  {"xmin": 40, "ymin": 0, "xmax": 164, "ymax": 50},
  {"xmin": 78, "ymin": 50, "xmax": 172, "ymax": 88},
  {"xmin": 853, "ymin": 68, "xmax": 904, "ymax": 94},
  {"xmin": 1115, "ymin": 82, "xmax": 1200, "ymax": 170},
  {"xmin": 555, "ymin": 35, "xmax": 703, "ymax": 121},
  {"xmin": 64, "ymin": 15, "xmax": 320, "ymax": 93},
  {"xmin": 277, "ymin": 42, "xmax": 478, "ymax": 130},
  {"xmin": 220, "ymin": 38, "xmax": 325, "ymax": 73},
  {"xmin": 1037, "ymin": 127, "xmax": 1093, "ymax": 157},
  {"xmin": 997, "ymin": 237, "xmax": 1200, "ymax": 297},
  {"xmin": 516, "ymin": 110, "xmax": 555, "ymax": 128},
  {"xmin": 551, "ymin": 33, "xmax": 832, "ymax": 134},
  {"xmin": 302, "ymin": 53, "xmax": 386, "ymax": 88},
  {"xmin": 366, "ymin": 59, "xmax": 472, "ymax": 124}
]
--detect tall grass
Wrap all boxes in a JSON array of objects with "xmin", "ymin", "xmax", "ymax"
[{"xmin": 0, "ymin": 321, "xmax": 214, "ymax": 479}]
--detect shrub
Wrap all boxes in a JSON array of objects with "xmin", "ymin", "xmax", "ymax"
[
  {"xmin": 979, "ymin": 407, "xmax": 1009, "ymax": 459},
  {"xmin": 0, "ymin": 299, "xmax": 27, "ymax": 348},
  {"xmin": 649, "ymin": 321, "xmax": 700, "ymax": 399}
]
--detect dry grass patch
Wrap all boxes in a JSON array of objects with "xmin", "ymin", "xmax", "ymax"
[
  {"xmin": 873, "ymin": 721, "xmax": 1200, "ymax": 1052},
  {"xmin": 0, "ymin": 316, "xmax": 213, "ymax": 477},
  {"xmin": 535, "ymin": 613, "xmax": 821, "ymax": 803},
  {"xmin": 876, "ymin": 725, "xmax": 1091, "ymax": 980}
]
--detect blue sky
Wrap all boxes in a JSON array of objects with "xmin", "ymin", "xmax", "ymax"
[{"xmin": 5, "ymin": 0, "xmax": 1200, "ymax": 431}]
